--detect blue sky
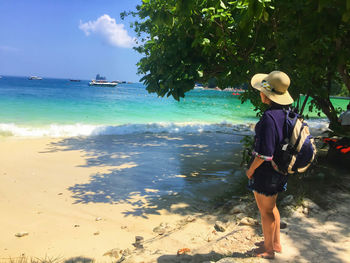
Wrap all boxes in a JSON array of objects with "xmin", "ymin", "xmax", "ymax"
[{"xmin": 0, "ymin": 0, "xmax": 143, "ymax": 82}]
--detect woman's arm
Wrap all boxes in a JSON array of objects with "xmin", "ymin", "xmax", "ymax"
[{"xmin": 246, "ymin": 156, "xmax": 264, "ymax": 179}]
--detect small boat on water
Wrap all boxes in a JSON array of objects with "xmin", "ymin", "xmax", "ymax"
[
  {"xmin": 29, "ymin": 76, "xmax": 42, "ymax": 80},
  {"xmin": 69, "ymin": 79, "xmax": 81, "ymax": 82},
  {"xmin": 194, "ymin": 83, "xmax": 204, "ymax": 89},
  {"xmin": 89, "ymin": 74, "xmax": 118, "ymax": 87},
  {"xmin": 89, "ymin": 80, "xmax": 118, "ymax": 87}
]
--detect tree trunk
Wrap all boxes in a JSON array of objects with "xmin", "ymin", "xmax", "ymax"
[
  {"xmin": 335, "ymin": 39, "xmax": 350, "ymax": 94},
  {"xmin": 300, "ymin": 94, "xmax": 309, "ymax": 115},
  {"xmin": 338, "ymin": 64, "xmax": 350, "ymax": 94},
  {"xmin": 312, "ymin": 96, "xmax": 338, "ymax": 126}
]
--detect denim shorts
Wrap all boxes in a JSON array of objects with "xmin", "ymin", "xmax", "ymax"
[{"xmin": 247, "ymin": 164, "xmax": 288, "ymax": 196}]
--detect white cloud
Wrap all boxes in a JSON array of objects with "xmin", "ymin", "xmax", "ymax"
[{"xmin": 79, "ymin": 14, "xmax": 136, "ymax": 48}]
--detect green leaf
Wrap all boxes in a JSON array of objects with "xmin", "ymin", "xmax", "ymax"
[
  {"xmin": 220, "ymin": 0, "xmax": 227, "ymax": 9},
  {"xmin": 263, "ymin": 10, "xmax": 269, "ymax": 21},
  {"xmin": 202, "ymin": 38, "xmax": 210, "ymax": 45},
  {"xmin": 127, "ymin": 0, "xmax": 348, "ymax": 130}
]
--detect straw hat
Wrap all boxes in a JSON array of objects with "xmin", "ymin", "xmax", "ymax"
[{"xmin": 251, "ymin": 71, "xmax": 294, "ymax": 105}]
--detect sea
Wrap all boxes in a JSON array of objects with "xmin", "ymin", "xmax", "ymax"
[
  {"xmin": 0, "ymin": 76, "xmax": 345, "ymax": 138},
  {"xmin": 0, "ymin": 76, "xmax": 348, "ymax": 204}
]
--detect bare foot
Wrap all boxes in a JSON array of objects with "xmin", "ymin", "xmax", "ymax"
[
  {"xmin": 256, "ymin": 251, "xmax": 275, "ymax": 259},
  {"xmin": 273, "ymin": 243, "xmax": 282, "ymax": 253},
  {"xmin": 253, "ymin": 247, "xmax": 275, "ymax": 259},
  {"xmin": 254, "ymin": 241, "xmax": 282, "ymax": 253}
]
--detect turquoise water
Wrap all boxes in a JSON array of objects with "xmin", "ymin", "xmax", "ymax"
[{"xmin": 0, "ymin": 76, "xmax": 347, "ymax": 137}]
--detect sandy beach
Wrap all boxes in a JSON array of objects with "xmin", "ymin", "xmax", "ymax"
[{"xmin": 1, "ymin": 134, "xmax": 349, "ymax": 263}]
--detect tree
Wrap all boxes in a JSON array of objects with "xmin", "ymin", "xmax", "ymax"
[{"xmin": 124, "ymin": 0, "xmax": 350, "ymax": 130}]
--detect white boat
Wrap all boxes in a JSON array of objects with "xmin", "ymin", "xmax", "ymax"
[
  {"xmin": 89, "ymin": 74, "xmax": 118, "ymax": 87},
  {"xmin": 29, "ymin": 76, "xmax": 42, "ymax": 80},
  {"xmin": 194, "ymin": 83, "xmax": 204, "ymax": 89},
  {"xmin": 88, "ymin": 79, "xmax": 118, "ymax": 87}
]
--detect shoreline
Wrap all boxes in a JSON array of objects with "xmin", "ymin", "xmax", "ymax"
[{"xmin": 0, "ymin": 135, "xmax": 349, "ymax": 262}]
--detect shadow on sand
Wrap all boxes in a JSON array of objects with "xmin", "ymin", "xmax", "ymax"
[
  {"xmin": 42, "ymin": 133, "xmax": 350, "ymax": 263},
  {"xmin": 44, "ymin": 133, "xmax": 245, "ymax": 218}
]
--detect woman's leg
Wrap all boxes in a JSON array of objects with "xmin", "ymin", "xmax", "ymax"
[
  {"xmin": 254, "ymin": 191, "xmax": 278, "ymax": 258},
  {"xmin": 272, "ymin": 204, "xmax": 282, "ymax": 252}
]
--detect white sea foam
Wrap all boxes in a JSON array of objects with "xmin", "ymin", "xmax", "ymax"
[
  {"xmin": 305, "ymin": 119, "xmax": 330, "ymax": 136},
  {"xmin": 0, "ymin": 122, "xmax": 254, "ymax": 138},
  {"xmin": 0, "ymin": 119, "xmax": 330, "ymax": 138},
  {"xmin": 0, "ymin": 123, "xmax": 98, "ymax": 137}
]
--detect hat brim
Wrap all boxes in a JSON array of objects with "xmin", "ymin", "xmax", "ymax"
[{"xmin": 251, "ymin": 73, "xmax": 294, "ymax": 105}]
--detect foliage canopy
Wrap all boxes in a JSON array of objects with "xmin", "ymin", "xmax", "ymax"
[{"xmin": 123, "ymin": 0, "xmax": 350, "ymax": 129}]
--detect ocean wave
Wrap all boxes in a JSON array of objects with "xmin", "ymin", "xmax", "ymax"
[
  {"xmin": 0, "ymin": 122, "xmax": 254, "ymax": 138},
  {"xmin": 305, "ymin": 119, "xmax": 330, "ymax": 136},
  {"xmin": 0, "ymin": 118, "xmax": 330, "ymax": 138}
]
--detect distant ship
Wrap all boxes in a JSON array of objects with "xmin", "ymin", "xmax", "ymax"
[
  {"xmin": 88, "ymin": 74, "xmax": 118, "ymax": 87},
  {"xmin": 29, "ymin": 76, "xmax": 42, "ymax": 80},
  {"xmin": 111, "ymin": 80, "xmax": 127, "ymax": 84},
  {"xmin": 69, "ymin": 79, "xmax": 81, "ymax": 82}
]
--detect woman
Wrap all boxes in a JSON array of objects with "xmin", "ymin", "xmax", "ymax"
[{"xmin": 246, "ymin": 71, "xmax": 293, "ymax": 259}]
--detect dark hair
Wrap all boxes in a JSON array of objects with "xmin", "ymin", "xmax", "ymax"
[{"xmin": 270, "ymin": 101, "xmax": 291, "ymax": 109}]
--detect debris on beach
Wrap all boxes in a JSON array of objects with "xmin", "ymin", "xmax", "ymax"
[
  {"xmin": 15, "ymin": 232, "xmax": 29, "ymax": 237},
  {"xmin": 303, "ymin": 207, "xmax": 309, "ymax": 215},
  {"xmin": 103, "ymin": 248, "xmax": 133, "ymax": 261},
  {"xmin": 93, "ymin": 231, "xmax": 100, "ymax": 235},
  {"xmin": 302, "ymin": 198, "xmax": 321, "ymax": 212},
  {"xmin": 185, "ymin": 215, "xmax": 196, "ymax": 222},
  {"xmin": 214, "ymin": 221, "xmax": 226, "ymax": 232},
  {"xmin": 103, "ymin": 248, "xmax": 122, "ymax": 259},
  {"xmin": 239, "ymin": 217, "xmax": 258, "ymax": 226},
  {"xmin": 280, "ymin": 221, "xmax": 288, "ymax": 229},
  {"xmin": 153, "ymin": 222, "xmax": 171, "ymax": 235},
  {"xmin": 73, "ymin": 224, "xmax": 80, "ymax": 227},
  {"xmin": 175, "ymin": 216, "xmax": 196, "ymax": 229},
  {"xmin": 234, "ymin": 212, "xmax": 246, "ymax": 221},
  {"xmin": 205, "ymin": 230, "xmax": 218, "ymax": 242},
  {"xmin": 133, "ymin": 236, "xmax": 144, "ymax": 249},
  {"xmin": 95, "ymin": 217, "xmax": 102, "ymax": 221},
  {"xmin": 230, "ymin": 203, "xmax": 247, "ymax": 214},
  {"xmin": 177, "ymin": 248, "xmax": 191, "ymax": 255}
]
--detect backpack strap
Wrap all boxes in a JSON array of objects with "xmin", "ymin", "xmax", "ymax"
[
  {"xmin": 291, "ymin": 123, "xmax": 305, "ymax": 154},
  {"xmin": 282, "ymin": 108, "xmax": 297, "ymax": 146},
  {"xmin": 282, "ymin": 109, "xmax": 289, "ymax": 146}
]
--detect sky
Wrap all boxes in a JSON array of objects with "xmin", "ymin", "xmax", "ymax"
[{"xmin": 0, "ymin": 0, "xmax": 143, "ymax": 82}]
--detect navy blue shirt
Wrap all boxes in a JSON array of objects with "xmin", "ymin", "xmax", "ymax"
[{"xmin": 253, "ymin": 106, "xmax": 286, "ymax": 174}]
